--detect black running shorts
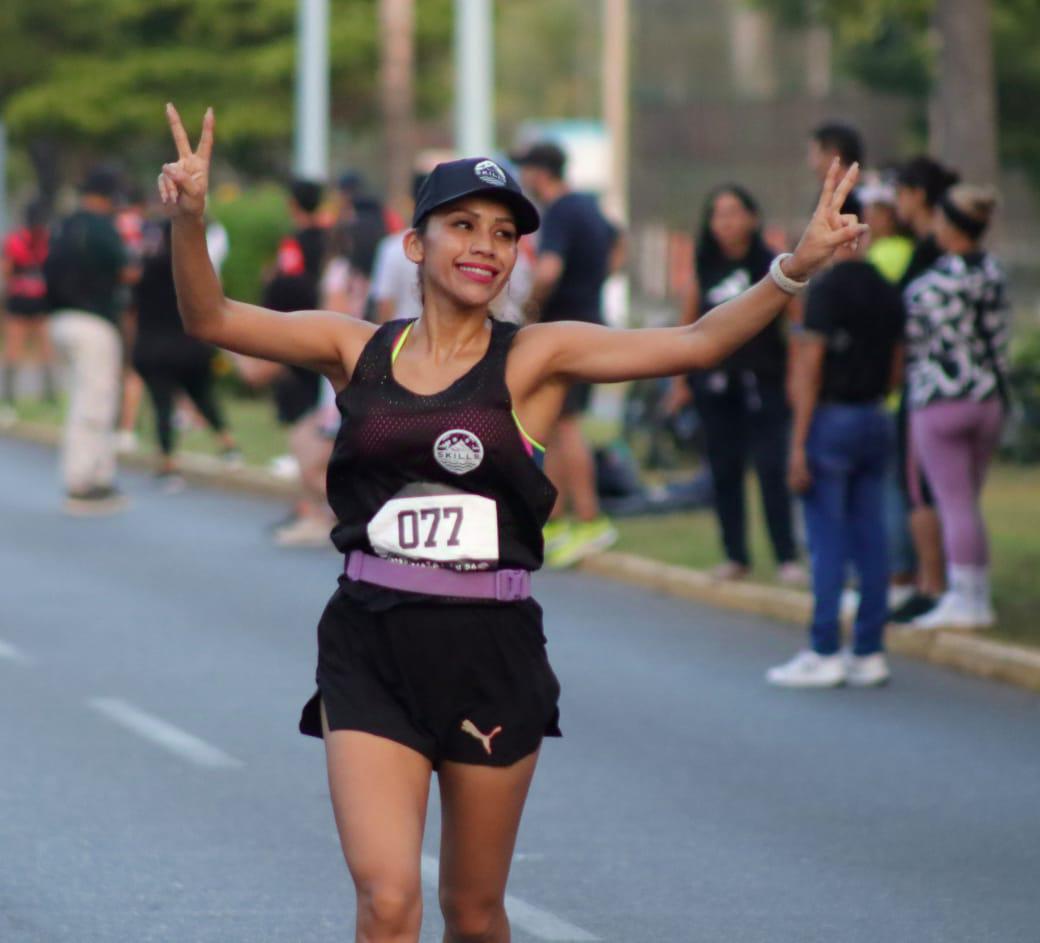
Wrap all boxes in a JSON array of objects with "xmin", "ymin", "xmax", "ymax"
[{"xmin": 299, "ymin": 583, "xmax": 562, "ymax": 768}]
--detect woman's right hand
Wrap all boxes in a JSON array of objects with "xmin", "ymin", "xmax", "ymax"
[
  {"xmin": 158, "ymin": 103, "xmax": 214, "ymax": 220},
  {"xmin": 787, "ymin": 445, "xmax": 812, "ymax": 495}
]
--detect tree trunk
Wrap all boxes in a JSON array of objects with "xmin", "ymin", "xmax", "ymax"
[
  {"xmin": 929, "ymin": 0, "xmax": 999, "ymax": 184},
  {"xmin": 27, "ymin": 136, "xmax": 63, "ymax": 209},
  {"xmin": 379, "ymin": 0, "xmax": 416, "ymax": 215}
]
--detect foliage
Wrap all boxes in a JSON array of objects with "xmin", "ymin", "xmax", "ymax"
[
  {"xmin": 209, "ymin": 184, "xmax": 292, "ymax": 304},
  {"xmin": 495, "ymin": 0, "xmax": 600, "ymax": 139},
  {"xmin": 0, "ymin": 0, "xmax": 453, "ymax": 180},
  {"xmin": 1006, "ymin": 327, "xmax": 1040, "ymax": 463},
  {"xmin": 753, "ymin": 0, "xmax": 1040, "ymax": 188}
]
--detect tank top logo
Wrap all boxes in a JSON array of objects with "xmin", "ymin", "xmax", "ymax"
[
  {"xmin": 434, "ymin": 429, "xmax": 485, "ymax": 475},
  {"xmin": 474, "ymin": 160, "xmax": 507, "ymax": 187}
]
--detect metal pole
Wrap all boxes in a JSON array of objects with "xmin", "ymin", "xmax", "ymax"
[
  {"xmin": 602, "ymin": 0, "xmax": 629, "ymax": 224},
  {"xmin": 294, "ymin": 0, "xmax": 330, "ymax": 180},
  {"xmin": 454, "ymin": 0, "xmax": 493, "ymax": 157},
  {"xmin": 602, "ymin": 0, "xmax": 630, "ymax": 328}
]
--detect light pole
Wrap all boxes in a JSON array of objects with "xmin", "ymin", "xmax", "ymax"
[
  {"xmin": 602, "ymin": 0, "xmax": 629, "ymax": 225},
  {"xmin": 294, "ymin": 0, "xmax": 330, "ymax": 181},
  {"xmin": 602, "ymin": 0, "xmax": 630, "ymax": 327},
  {"xmin": 454, "ymin": 0, "xmax": 494, "ymax": 157}
]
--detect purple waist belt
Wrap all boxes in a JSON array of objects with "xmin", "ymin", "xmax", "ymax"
[{"xmin": 345, "ymin": 550, "xmax": 531, "ymax": 602}]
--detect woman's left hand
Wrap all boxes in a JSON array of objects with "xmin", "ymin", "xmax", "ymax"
[{"xmin": 784, "ymin": 160, "xmax": 869, "ymax": 282}]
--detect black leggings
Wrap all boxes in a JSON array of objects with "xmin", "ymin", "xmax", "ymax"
[
  {"xmin": 695, "ymin": 373, "xmax": 797, "ymax": 567},
  {"xmin": 137, "ymin": 361, "xmax": 226, "ymax": 456}
]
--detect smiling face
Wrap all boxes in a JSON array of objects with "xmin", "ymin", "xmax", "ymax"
[{"xmin": 405, "ymin": 196, "xmax": 519, "ymax": 311}]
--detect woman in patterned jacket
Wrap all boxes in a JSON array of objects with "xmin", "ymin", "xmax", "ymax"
[{"xmin": 903, "ymin": 185, "xmax": 1008, "ymax": 629}]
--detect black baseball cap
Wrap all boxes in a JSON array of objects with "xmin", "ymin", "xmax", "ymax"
[
  {"xmin": 411, "ymin": 157, "xmax": 540, "ymax": 235},
  {"xmin": 511, "ymin": 141, "xmax": 567, "ymax": 178}
]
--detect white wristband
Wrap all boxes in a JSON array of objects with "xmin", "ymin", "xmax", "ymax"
[{"xmin": 769, "ymin": 253, "xmax": 810, "ymax": 295}]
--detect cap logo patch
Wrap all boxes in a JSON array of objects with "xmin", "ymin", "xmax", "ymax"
[
  {"xmin": 474, "ymin": 160, "xmax": 507, "ymax": 187},
  {"xmin": 434, "ymin": 429, "xmax": 485, "ymax": 475}
]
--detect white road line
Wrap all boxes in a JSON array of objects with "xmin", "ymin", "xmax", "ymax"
[
  {"xmin": 0, "ymin": 639, "xmax": 32, "ymax": 665},
  {"xmin": 86, "ymin": 697, "xmax": 243, "ymax": 770},
  {"xmin": 421, "ymin": 855, "xmax": 598, "ymax": 941}
]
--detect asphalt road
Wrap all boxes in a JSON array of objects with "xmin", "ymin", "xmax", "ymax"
[{"xmin": 2, "ymin": 435, "xmax": 1039, "ymax": 943}]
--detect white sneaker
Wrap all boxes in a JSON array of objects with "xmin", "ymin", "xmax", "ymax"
[
  {"xmin": 972, "ymin": 601, "xmax": 996, "ymax": 629},
  {"xmin": 115, "ymin": 430, "xmax": 138, "ymax": 454},
  {"xmin": 273, "ymin": 514, "xmax": 333, "ymax": 548},
  {"xmin": 268, "ymin": 454, "xmax": 300, "ymax": 481},
  {"xmin": 844, "ymin": 651, "xmax": 891, "ymax": 687},
  {"xmin": 711, "ymin": 560, "xmax": 749, "ymax": 581},
  {"xmin": 776, "ymin": 561, "xmax": 808, "ymax": 586},
  {"xmin": 766, "ymin": 650, "xmax": 846, "ymax": 688},
  {"xmin": 911, "ymin": 591, "xmax": 980, "ymax": 630},
  {"xmin": 887, "ymin": 584, "xmax": 916, "ymax": 612}
]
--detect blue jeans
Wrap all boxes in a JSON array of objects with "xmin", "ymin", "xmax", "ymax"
[
  {"xmin": 882, "ymin": 410, "xmax": 916, "ymax": 577},
  {"xmin": 803, "ymin": 404, "xmax": 890, "ymax": 656}
]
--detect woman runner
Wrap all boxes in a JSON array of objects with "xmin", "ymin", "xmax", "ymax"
[{"xmin": 159, "ymin": 103, "xmax": 866, "ymax": 943}]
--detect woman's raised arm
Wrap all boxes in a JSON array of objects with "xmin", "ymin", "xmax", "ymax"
[
  {"xmin": 159, "ymin": 104, "xmax": 374, "ymax": 386},
  {"xmin": 517, "ymin": 159, "xmax": 867, "ymax": 386}
]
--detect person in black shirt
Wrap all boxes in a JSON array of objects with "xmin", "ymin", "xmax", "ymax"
[
  {"xmin": 161, "ymin": 103, "xmax": 866, "ymax": 943},
  {"xmin": 130, "ymin": 220, "xmax": 238, "ymax": 486},
  {"xmin": 897, "ymin": 157, "xmax": 960, "ymax": 290},
  {"xmin": 514, "ymin": 141, "xmax": 620, "ymax": 567},
  {"xmin": 807, "ymin": 122, "xmax": 864, "ymax": 219},
  {"xmin": 251, "ymin": 178, "xmax": 334, "ymax": 545},
  {"xmin": 45, "ymin": 165, "xmax": 135, "ymax": 514},
  {"xmin": 677, "ymin": 185, "xmax": 801, "ymax": 583},
  {"xmin": 768, "ymin": 240, "xmax": 906, "ymax": 689},
  {"xmin": 889, "ymin": 156, "xmax": 962, "ymax": 621}
]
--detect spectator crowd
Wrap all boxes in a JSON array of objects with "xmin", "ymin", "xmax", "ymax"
[{"xmin": 0, "ymin": 119, "xmax": 1011, "ymax": 688}]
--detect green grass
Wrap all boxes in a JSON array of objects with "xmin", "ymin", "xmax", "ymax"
[
  {"xmin": 15, "ymin": 394, "xmax": 290, "ymax": 468},
  {"xmin": 12, "ymin": 394, "xmax": 1040, "ymax": 648},
  {"xmin": 613, "ymin": 464, "xmax": 1040, "ymax": 649}
]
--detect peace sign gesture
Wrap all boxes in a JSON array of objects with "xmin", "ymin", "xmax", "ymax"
[
  {"xmin": 158, "ymin": 103, "xmax": 214, "ymax": 219},
  {"xmin": 786, "ymin": 158, "xmax": 870, "ymax": 281}
]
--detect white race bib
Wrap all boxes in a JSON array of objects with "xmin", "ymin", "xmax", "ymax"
[{"xmin": 367, "ymin": 492, "xmax": 499, "ymax": 565}]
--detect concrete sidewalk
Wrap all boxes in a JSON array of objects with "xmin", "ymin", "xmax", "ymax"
[{"xmin": 7, "ymin": 418, "xmax": 1040, "ymax": 695}]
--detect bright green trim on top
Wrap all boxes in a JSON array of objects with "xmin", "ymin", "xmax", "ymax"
[
  {"xmin": 511, "ymin": 409, "xmax": 546, "ymax": 452},
  {"xmin": 391, "ymin": 321, "xmax": 415, "ymax": 366}
]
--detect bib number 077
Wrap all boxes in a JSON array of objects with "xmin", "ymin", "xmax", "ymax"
[
  {"xmin": 368, "ymin": 492, "xmax": 498, "ymax": 563},
  {"xmin": 396, "ymin": 506, "xmax": 464, "ymax": 550}
]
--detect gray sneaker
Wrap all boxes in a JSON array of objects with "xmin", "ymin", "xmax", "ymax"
[{"xmin": 64, "ymin": 485, "xmax": 131, "ymax": 516}]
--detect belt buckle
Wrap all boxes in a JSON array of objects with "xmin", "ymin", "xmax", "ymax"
[{"xmin": 494, "ymin": 569, "xmax": 529, "ymax": 601}]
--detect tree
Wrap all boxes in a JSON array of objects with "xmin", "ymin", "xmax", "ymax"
[
  {"xmin": 0, "ymin": 0, "xmax": 453, "ymax": 195},
  {"xmin": 754, "ymin": 0, "xmax": 1040, "ymax": 188},
  {"xmin": 929, "ymin": 0, "xmax": 998, "ymax": 183},
  {"xmin": 379, "ymin": 0, "xmax": 415, "ymax": 213}
]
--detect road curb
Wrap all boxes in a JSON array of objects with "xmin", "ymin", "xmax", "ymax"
[
  {"xmin": 5, "ymin": 421, "xmax": 1039, "ymax": 694},
  {"xmin": 3, "ymin": 420, "xmax": 298, "ymax": 500},
  {"xmin": 579, "ymin": 551, "xmax": 1040, "ymax": 694}
]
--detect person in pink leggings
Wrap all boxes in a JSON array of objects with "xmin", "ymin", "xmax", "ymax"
[{"xmin": 903, "ymin": 184, "xmax": 1008, "ymax": 629}]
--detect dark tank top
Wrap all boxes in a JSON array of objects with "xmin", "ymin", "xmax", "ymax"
[{"xmin": 326, "ymin": 317, "xmax": 557, "ymax": 608}]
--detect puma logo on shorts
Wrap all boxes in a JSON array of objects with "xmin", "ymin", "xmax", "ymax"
[{"xmin": 461, "ymin": 719, "xmax": 503, "ymax": 755}]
